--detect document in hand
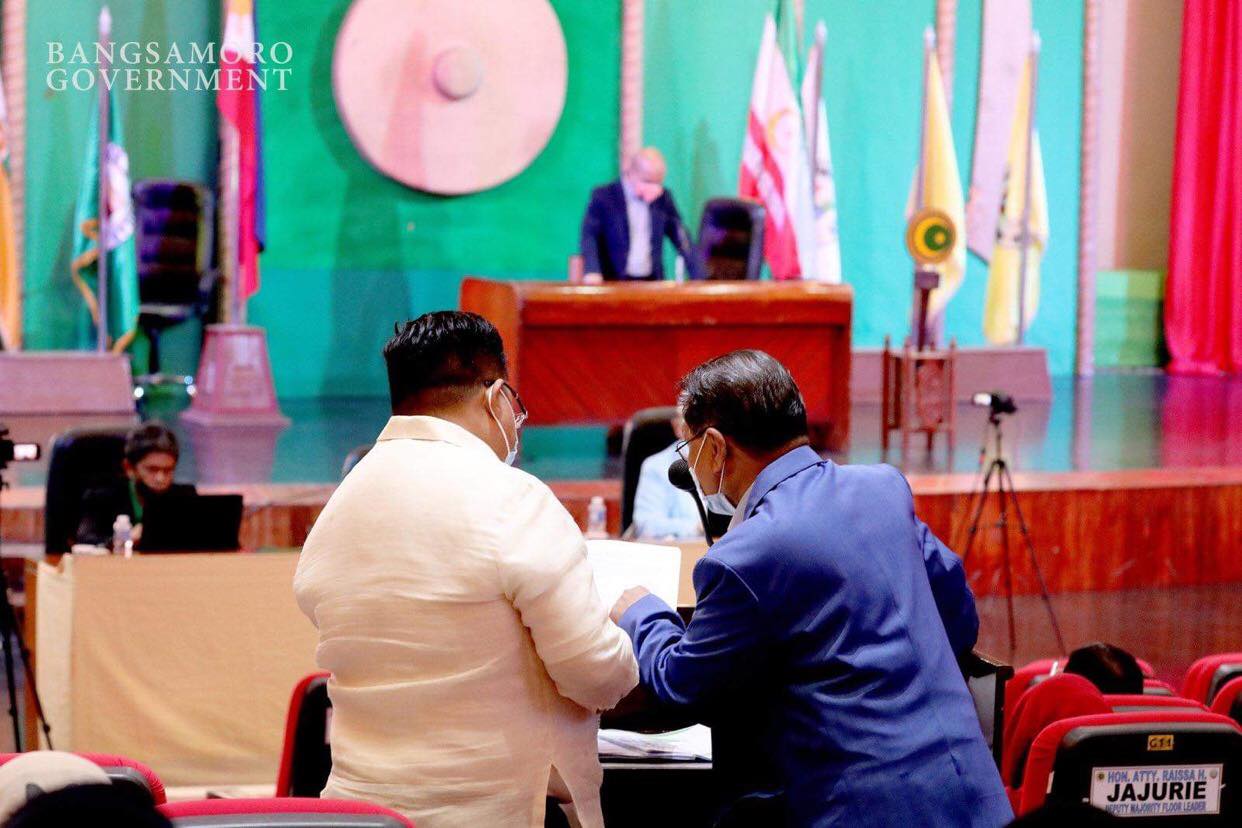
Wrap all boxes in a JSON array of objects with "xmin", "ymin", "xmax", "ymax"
[
  {"xmin": 585, "ymin": 539, "xmax": 682, "ymax": 609},
  {"xmin": 598, "ymin": 725, "xmax": 713, "ymax": 761}
]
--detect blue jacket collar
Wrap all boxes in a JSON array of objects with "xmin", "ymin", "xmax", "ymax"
[{"xmin": 742, "ymin": 444, "xmax": 824, "ymax": 521}]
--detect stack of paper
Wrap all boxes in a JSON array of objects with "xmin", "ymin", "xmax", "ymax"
[
  {"xmin": 585, "ymin": 539, "xmax": 681, "ymax": 608},
  {"xmin": 598, "ymin": 725, "xmax": 713, "ymax": 761}
]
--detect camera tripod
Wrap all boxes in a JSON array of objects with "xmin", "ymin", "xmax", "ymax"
[
  {"xmin": 959, "ymin": 410, "xmax": 1065, "ymax": 660},
  {"xmin": 0, "ymin": 466, "xmax": 54, "ymax": 751}
]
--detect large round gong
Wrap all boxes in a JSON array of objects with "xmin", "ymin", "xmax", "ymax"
[{"xmin": 333, "ymin": 0, "xmax": 568, "ymax": 195}]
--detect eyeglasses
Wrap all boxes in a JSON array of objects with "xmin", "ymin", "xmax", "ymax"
[
  {"xmin": 674, "ymin": 428, "xmax": 708, "ymax": 463},
  {"xmin": 484, "ymin": 379, "xmax": 528, "ymax": 429}
]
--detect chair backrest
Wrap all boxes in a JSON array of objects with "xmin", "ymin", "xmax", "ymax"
[
  {"xmin": 1211, "ymin": 677, "xmax": 1242, "ymax": 727},
  {"xmin": 276, "ymin": 672, "xmax": 333, "ymax": 797},
  {"xmin": 1145, "ymin": 679, "xmax": 1178, "ymax": 697},
  {"xmin": 619, "ymin": 406, "xmax": 678, "ymax": 533},
  {"xmin": 132, "ymin": 180, "xmax": 214, "ymax": 306},
  {"xmin": 43, "ymin": 427, "xmax": 131, "ymax": 553},
  {"xmin": 1183, "ymin": 653, "xmax": 1242, "ymax": 705},
  {"xmin": 1017, "ymin": 711, "xmax": 1242, "ymax": 819},
  {"xmin": 1002, "ymin": 673, "xmax": 1112, "ymax": 789},
  {"xmin": 1106, "ymin": 695, "xmax": 1210, "ymax": 714},
  {"xmin": 695, "ymin": 198, "xmax": 764, "ymax": 281},
  {"xmin": 0, "ymin": 752, "xmax": 166, "ymax": 805},
  {"xmin": 962, "ymin": 650, "xmax": 1014, "ymax": 768},
  {"xmin": 1006, "ymin": 658, "xmax": 1059, "ymax": 709},
  {"xmin": 340, "ymin": 444, "xmax": 373, "ymax": 480},
  {"xmin": 160, "ymin": 798, "xmax": 412, "ymax": 827}
]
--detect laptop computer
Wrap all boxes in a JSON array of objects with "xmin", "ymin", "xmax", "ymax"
[{"xmin": 138, "ymin": 493, "xmax": 244, "ymax": 552}]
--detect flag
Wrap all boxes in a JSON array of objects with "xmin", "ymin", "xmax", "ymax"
[
  {"xmin": 912, "ymin": 36, "xmax": 966, "ymax": 322},
  {"xmin": 983, "ymin": 54, "xmax": 1047, "ymax": 344},
  {"xmin": 0, "ymin": 74, "xmax": 19, "ymax": 350},
  {"xmin": 739, "ymin": 2, "xmax": 817, "ymax": 281},
  {"xmin": 70, "ymin": 19, "xmax": 140, "ymax": 356},
  {"xmin": 219, "ymin": 0, "xmax": 265, "ymax": 303},
  {"xmin": 800, "ymin": 21, "xmax": 842, "ymax": 283}
]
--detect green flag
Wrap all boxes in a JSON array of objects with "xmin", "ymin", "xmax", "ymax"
[
  {"xmin": 71, "ymin": 88, "xmax": 141, "ymax": 358},
  {"xmin": 775, "ymin": 0, "xmax": 804, "ymax": 90}
]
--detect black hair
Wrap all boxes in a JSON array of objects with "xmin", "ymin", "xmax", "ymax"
[
  {"xmin": 5, "ymin": 784, "xmax": 173, "ymax": 828},
  {"xmin": 382, "ymin": 311, "xmax": 507, "ymax": 413},
  {"xmin": 1064, "ymin": 642, "xmax": 1145, "ymax": 695},
  {"xmin": 678, "ymin": 350, "xmax": 808, "ymax": 453},
  {"xmin": 124, "ymin": 423, "xmax": 179, "ymax": 466}
]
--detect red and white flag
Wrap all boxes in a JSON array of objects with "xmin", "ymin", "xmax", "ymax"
[
  {"xmin": 218, "ymin": 0, "xmax": 265, "ymax": 303},
  {"xmin": 739, "ymin": 14, "xmax": 816, "ymax": 281}
]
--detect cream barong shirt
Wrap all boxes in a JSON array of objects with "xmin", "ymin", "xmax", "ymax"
[{"xmin": 294, "ymin": 416, "xmax": 638, "ymax": 827}]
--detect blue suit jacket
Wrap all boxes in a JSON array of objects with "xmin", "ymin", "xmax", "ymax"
[
  {"xmin": 579, "ymin": 181, "xmax": 698, "ymax": 280},
  {"xmin": 619, "ymin": 446, "xmax": 1013, "ymax": 827}
]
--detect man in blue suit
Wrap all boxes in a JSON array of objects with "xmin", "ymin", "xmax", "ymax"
[
  {"xmin": 610, "ymin": 350, "xmax": 1012, "ymax": 827},
  {"xmin": 580, "ymin": 147, "xmax": 698, "ymax": 282}
]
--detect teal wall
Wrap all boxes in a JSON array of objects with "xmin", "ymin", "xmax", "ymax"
[
  {"xmin": 23, "ymin": 0, "xmax": 218, "ymax": 363},
  {"xmin": 21, "ymin": 0, "xmax": 1083, "ymax": 396},
  {"xmin": 646, "ymin": 0, "xmax": 1083, "ymax": 377}
]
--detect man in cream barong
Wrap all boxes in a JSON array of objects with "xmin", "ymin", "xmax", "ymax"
[{"xmin": 295, "ymin": 311, "xmax": 638, "ymax": 826}]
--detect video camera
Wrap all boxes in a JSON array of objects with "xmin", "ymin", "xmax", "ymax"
[
  {"xmin": 0, "ymin": 426, "xmax": 41, "ymax": 471},
  {"xmin": 971, "ymin": 391, "xmax": 1017, "ymax": 418}
]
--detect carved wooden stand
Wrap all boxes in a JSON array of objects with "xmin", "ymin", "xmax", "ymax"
[{"xmin": 881, "ymin": 336, "xmax": 957, "ymax": 457}]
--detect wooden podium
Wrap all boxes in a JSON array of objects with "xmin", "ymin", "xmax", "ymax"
[{"xmin": 460, "ymin": 279, "xmax": 853, "ymax": 450}]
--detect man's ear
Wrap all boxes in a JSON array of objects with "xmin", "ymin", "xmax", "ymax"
[
  {"xmin": 122, "ymin": 459, "xmax": 135, "ymax": 478},
  {"xmin": 704, "ymin": 427, "xmax": 727, "ymax": 467}
]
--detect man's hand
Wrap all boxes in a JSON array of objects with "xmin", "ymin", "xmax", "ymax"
[
  {"xmin": 610, "ymin": 586, "xmax": 650, "ymax": 623},
  {"xmin": 583, "ymin": 272, "xmax": 604, "ymax": 285}
]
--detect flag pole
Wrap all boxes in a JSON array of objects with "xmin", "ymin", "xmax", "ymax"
[
  {"xmin": 1016, "ymin": 33, "xmax": 1040, "ymax": 346},
  {"xmin": 912, "ymin": 27, "xmax": 935, "ymax": 349},
  {"xmin": 95, "ymin": 6, "xmax": 111, "ymax": 352}
]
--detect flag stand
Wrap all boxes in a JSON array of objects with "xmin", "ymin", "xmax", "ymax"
[
  {"xmin": 1015, "ymin": 34, "xmax": 1041, "ymax": 346},
  {"xmin": 883, "ymin": 27, "xmax": 957, "ymax": 459},
  {"xmin": 183, "ymin": 17, "xmax": 286, "ymax": 429}
]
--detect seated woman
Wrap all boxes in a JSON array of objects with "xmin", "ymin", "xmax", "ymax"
[{"xmin": 75, "ymin": 423, "xmax": 195, "ymax": 547}]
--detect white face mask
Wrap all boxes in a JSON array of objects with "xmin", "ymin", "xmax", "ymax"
[
  {"xmin": 487, "ymin": 382, "xmax": 519, "ymax": 466},
  {"xmin": 690, "ymin": 437, "xmax": 736, "ymax": 517}
]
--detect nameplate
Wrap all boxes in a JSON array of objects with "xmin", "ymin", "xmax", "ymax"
[{"xmin": 1090, "ymin": 764, "xmax": 1222, "ymax": 817}]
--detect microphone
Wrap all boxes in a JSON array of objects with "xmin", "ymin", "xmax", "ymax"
[{"xmin": 668, "ymin": 458, "xmax": 716, "ymax": 546}]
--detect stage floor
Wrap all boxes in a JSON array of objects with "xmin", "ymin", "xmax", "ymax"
[{"xmin": 3, "ymin": 371, "xmax": 1239, "ymax": 487}]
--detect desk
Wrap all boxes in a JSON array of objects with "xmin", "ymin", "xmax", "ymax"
[
  {"xmin": 460, "ymin": 279, "xmax": 853, "ymax": 450},
  {"xmin": 30, "ymin": 552, "xmax": 317, "ymax": 785}
]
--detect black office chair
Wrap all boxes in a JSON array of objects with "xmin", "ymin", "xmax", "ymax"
[
  {"xmin": 695, "ymin": 198, "xmax": 765, "ymax": 281},
  {"xmin": 619, "ymin": 406, "xmax": 729, "ymax": 540},
  {"xmin": 132, "ymin": 180, "xmax": 217, "ymax": 393},
  {"xmin": 44, "ymin": 427, "xmax": 131, "ymax": 554},
  {"xmin": 620, "ymin": 407, "xmax": 678, "ymax": 535}
]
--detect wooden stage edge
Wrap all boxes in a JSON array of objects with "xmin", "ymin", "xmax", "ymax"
[{"xmin": 4, "ymin": 465, "xmax": 1242, "ymax": 597}]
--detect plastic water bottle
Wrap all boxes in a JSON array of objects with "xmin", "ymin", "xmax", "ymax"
[
  {"xmin": 586, "ymin": 496, "xmax": 608, "ymax": 539},
  {"xmin": 112, "ymin": 514, "xmax": 134, "ymax": 558}
]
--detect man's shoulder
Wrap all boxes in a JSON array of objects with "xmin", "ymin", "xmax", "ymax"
[{"xmin": 590, "ymin": 181, "xmax": 622, "ymax": 203}]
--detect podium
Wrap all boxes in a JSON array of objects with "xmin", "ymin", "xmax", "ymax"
[{"xmin": 460, "ymin": 279, "xmax": 853, "ymax": 450}]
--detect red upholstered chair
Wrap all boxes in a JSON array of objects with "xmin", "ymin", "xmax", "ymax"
[
  {"xmin": 276, "ymin": 671, "xmax": 333, "ymax": 797},
  {"xmin": 160, "ymin": 798, "xmax": 412, "ymax": 827},
  {"xmin": 1001, "ymin": 674, "xmax": 1111, "ymax": 794},
  {"xmin": 1105, "ymin": 694, "xmax": 1210, "ymax": 714},
  {"xmin": 1144, "ymin": 678, "xmax": 1178, "ymax": 696},
  {"xmin": 0, "ymin": 752, "xmax": 165, "ymax": 805},
  {"xmin": 1183, "ymin": 653, "xmax": 1242, "ymax": 705},
  {"xmin": 1136, "ymin": 658, "xmax": 1157, "ymax": 679},
  {"xmin": 1015, "ymin": 711, "xmax": 1242, "ymax": 818},
  {"xmin": 1212, "ymin": 677, "xmax": 1242, "ymax": 727},
  {"xmin": 1005, "ymin": 658, "xmax": 1060, "ymax": 709}
]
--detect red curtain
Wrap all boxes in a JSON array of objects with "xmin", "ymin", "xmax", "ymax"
[{"xmin": 1165, "ymin": 0, "xmax": 1242, "ymax": 374}]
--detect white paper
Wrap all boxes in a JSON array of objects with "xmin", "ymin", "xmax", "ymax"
[
  {"xmin": 598, "ymin": 725, "xmax": 713, "ymax": 761},
  {"xmin": 586, "ymin": 539, "xmax": 681, "ymax": 609}
]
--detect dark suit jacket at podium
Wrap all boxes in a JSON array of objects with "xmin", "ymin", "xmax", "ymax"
[
  {"xmin": 580, "ymin": 181, "xmax": 698, "ymax": 281},
  {"xmin": 76, "ymin": 482, "xmax": 197, "ymax": 546}
]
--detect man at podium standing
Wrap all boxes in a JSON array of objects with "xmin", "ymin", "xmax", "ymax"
[{"xmin": 579, "ymin": 147, "xmax": 698, "ymax": 283}]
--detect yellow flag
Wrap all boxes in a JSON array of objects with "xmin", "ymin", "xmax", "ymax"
[
  {"xmin": 983, "ymin": 56, "xmax": 1047, "ymax": 345},
  {"xmin": 919, "ymin": 50, "xmax": 966, "ymax": 322}
]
